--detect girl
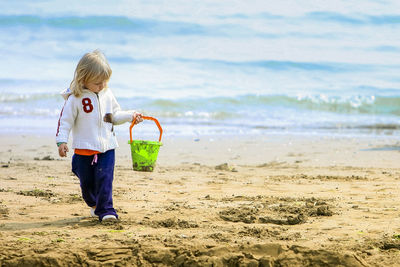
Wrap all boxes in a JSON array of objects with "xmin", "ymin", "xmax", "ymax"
[{"xmin": 56, "ymin": 50, "xmax": 142, "ymax": 222}]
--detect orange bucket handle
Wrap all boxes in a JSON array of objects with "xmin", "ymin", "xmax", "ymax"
[{"xmin": 129, "ymin": 116, "xmax": 163, "ymax": 143}]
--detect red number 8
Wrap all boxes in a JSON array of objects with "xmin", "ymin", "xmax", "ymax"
[{"xmin": 82, "ymin": 98, "xmax": 94, "ymax": 113}]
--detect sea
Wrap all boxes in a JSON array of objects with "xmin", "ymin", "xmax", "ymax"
[{"xmin": 1, "ymin": 0, "xmax": 400, "ymax": 139}]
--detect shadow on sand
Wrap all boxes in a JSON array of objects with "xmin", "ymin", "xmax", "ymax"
[
  {"xmin": 0, "ymin": 216, "xmax": 99, "ymax": 231},
  {"xmin": 361, "ymin": 146, "xmax": 400, "ymax": 152}
]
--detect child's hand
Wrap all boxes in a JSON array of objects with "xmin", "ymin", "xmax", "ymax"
[
  {"xmin": 133, "ymin": 112, "xmax": 143, "ymax": 125},
  {"xmin": 58, "ymin": 143, "xmax": 69, "ymax": 157}
]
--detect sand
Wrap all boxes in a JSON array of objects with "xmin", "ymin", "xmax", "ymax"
[{"xmin": 1, "ymin": 132, "xmax": 400, "ymax": 266}]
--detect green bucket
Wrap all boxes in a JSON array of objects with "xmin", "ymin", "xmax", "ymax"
[
  {"xmin": 128, "ymin": 140, "xmax": 162, "ymax": 172},
  {"xmin": 129, "ymin": 116, "xmax": 163, "ymax": 172}
]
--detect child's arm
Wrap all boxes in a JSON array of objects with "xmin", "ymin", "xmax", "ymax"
[{"xmin": 56, "ymin": 96, "xmax": 77, "ymax": 157}]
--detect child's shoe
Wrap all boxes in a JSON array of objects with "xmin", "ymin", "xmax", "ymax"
[
  {"xmin": 102, "ymin": 215, "xmax": 117, "ymax": 221},
  {"xmin": 90, "ymin": 207, "xmax": 98, "ymax": 217}
]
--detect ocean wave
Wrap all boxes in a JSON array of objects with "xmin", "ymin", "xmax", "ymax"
[
  {"xmin": 217, "ymin": 11, "xmax": 400, "ymax": 26},
  {"xmin": 122, "ymin": 94, "xmax": 400, "ymax": 117},
  {"xmin": 372, "ymin": 46, "xmax": 400, "ymax": 52},
  {"xmin": 217, "ymin": 12, "xmax": 284, "ymax": 20},
  {"xmin": 1, "ymin": 93, "xmax": 400, "ymax": 117},
  {"xmin": 306, "ymin": 12, "xmax": 400, "ymax": 26},
  {"xmin": 107, "ymin": 57, "xmax": 373, "ymax": 73},
  {"xmin": 0, "ymin": 15, "xmax": 237, "ymax": 36},
  {"xmin": 2, "ymin": 93, "xmax": 400, "ymax": 135},
  {"xmin": 306, "ymin": 12, "xmax": 365, "ymax": 24},
  {"xmin": 174, "ymin": 58, "xmax": 364, "ymax": 72},
  {"xmin": 2, "ymin": 12, "xmax": 398, "ymax": 43},
  {"xmin": 0, "ymin": 93, "xmax": 59, "ymax": 103}
]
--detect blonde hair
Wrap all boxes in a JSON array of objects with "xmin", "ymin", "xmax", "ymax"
[{"xmin": 70, "ymin": 49, "xmax": 112, "ymax": 97}]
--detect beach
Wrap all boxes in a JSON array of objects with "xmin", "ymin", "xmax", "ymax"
[
  {"xmin": 1, "ymin": 133, "xmax": 400, "ymax": 266},
  {"xmin": 1, "ymin": 0, "xmax": 400, "ymax": 266}
]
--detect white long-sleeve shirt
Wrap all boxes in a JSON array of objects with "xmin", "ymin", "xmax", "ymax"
[{"xmin": 56, "ymin": 88, "xmax": 134, "ymax": 152}]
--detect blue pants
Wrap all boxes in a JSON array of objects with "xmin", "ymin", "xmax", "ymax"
[{"xmin": 71, "ymin": 149, "xmax": 118, "ymax": 221}]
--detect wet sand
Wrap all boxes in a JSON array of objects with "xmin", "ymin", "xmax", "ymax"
[{"xmin": 1, "ymin": 132, "xmax": 400, "ymax": 266}]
